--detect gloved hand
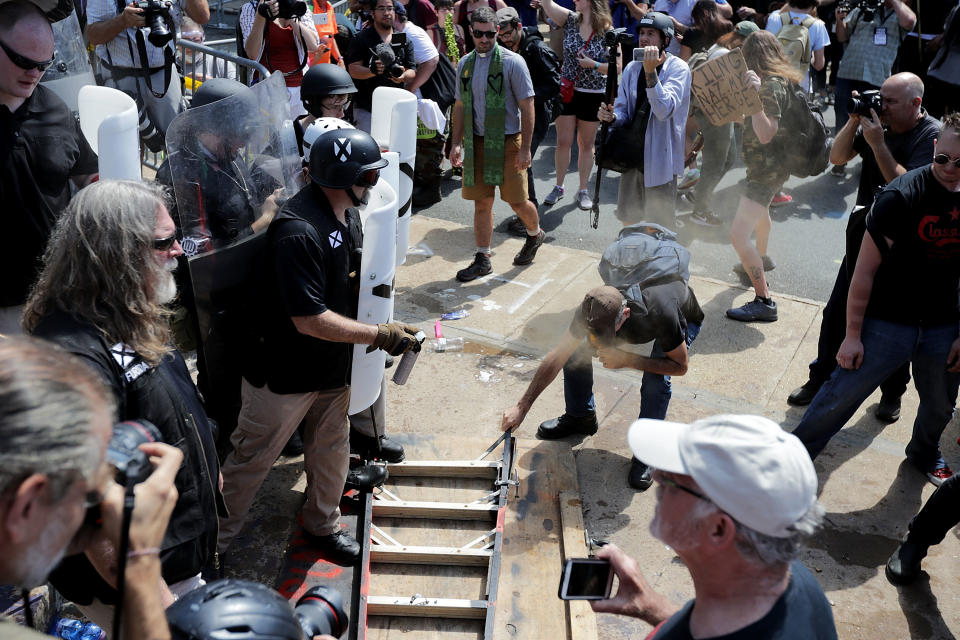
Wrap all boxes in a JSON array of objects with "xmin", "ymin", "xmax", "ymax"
[{"xmin": 372, "ymin": 322, "xmax": 422, "ymax": 356}]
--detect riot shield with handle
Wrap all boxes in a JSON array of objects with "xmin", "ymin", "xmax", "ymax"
[{"xmin": 165, "ymin": 72, "xmax": 298, "ymax": 442}]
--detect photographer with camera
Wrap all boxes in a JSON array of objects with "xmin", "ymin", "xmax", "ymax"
[
  {"xmin": 597, "ymin": 11, "xmax": 691, "ymax": 229},
  {"xmin": 22, "ymin": 180, "xmax": 223, "ymax": 628},
  {"xmin": 830, "ymin": 0, "xmax": 915, "ymax": 177},
  {"xmin": 86, "ymin": 0, "xmax": 209, "ymax": 152},
  {"xmin": 240, "ymin": 0, "xmax": 320, "ymax": 117},
  {"xmin": 0, "ymin": 337, "xmax": 181, "ymax": 639},
  {"xmin": 347, "ymin": 0, "xmax": 417, "ymax": 132},
  {"xmin": 787, "ymin": 71, "xmax": 939, "ymax": 420}
]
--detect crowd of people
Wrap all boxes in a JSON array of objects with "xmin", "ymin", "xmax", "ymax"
[{"xmin": 3, "ymin": 0, "xmax": 960, "ymax": 637}]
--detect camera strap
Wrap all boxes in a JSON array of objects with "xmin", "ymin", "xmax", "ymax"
[
  {"xmin": 111, "ymin": 481, "xmax": 137, "ymax": 640},
  {"xmin": 132, "ymin": 29, "xmax": 174, "ymax": 98},
  {"xmin": 261, "ymin": 18, "xmax": 309, "ymax": 79}
]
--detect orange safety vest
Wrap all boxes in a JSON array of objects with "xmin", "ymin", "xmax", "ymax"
[{"xmin": 309, "ymin": 0, "xmax": 340, "ymax": 65}]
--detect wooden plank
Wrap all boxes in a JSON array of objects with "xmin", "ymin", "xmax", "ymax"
[
  {"xmin": 558, "ymin": 491, "xmax": 599, "ymax": 640},
  {"xmin": 372, "ymin": 500, "xmax": 497, "ymax": 520},
  {"xmin": 387, "ymin": 460, "xmax": 500, "ymax": 479},
  {"xmin": 370, "ymin": 545, "xmax": 492, "ymax": 566},
  {"xmin": 367, "ymin": 596, "xmax": 489, "ymax": 619}
]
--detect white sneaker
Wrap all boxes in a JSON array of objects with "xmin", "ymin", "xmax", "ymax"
[{"xmin": 576, "ymin": 189, "xmax": 593, "ymax": 210}]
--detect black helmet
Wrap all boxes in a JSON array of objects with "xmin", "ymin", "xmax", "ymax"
[
  {"xmin": 301, "ymin": 64, "xmax": 357, "ymax": 116},
  {"xmin": 191, "ymin": 78, "xmax": 255, "ymax": 109},
  {"xmin": 309, "ymin": 128, "xmax": 387, "ymax": 189},
  {"xmin": 166, "ymin": 580, "xmax": 303, "ymax": 640},
  {"xmin": 638, "ymin": 11, "xmax": 674, "ymax": 44}
]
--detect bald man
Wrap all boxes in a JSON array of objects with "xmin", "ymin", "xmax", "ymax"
[
  {"xmin": 787, "ymin": 72, "xmax": 940, "ymax": 418},
  {"xmin": 0, "ymin": 1, "xmax": 97, "ymax": 335}
]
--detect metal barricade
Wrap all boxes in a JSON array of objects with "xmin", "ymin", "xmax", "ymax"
[{"xmin": 142, "ymin": 39, "xmax": 270, "ymax": 172}]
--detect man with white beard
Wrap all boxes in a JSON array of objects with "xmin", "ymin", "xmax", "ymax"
[
  {"xmin": 590, "ymin": 415, "xmax": 838, "ymax": 640},
  {"xmin": 22, "ymin": 180, "xmax": 223, "ymax": 628}
]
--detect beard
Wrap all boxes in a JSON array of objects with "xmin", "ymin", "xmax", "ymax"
[
  {"xmin": 155, "ymin": 258, "xmax": 179, "ymax": 305},
  {"xmin": 15, "ymin": 517, "xmax": 72, "ymax": 589}
]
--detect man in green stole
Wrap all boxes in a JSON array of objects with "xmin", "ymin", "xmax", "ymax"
[{"xmin": 449, "ymin": 6, "xmax": 544, "ymax": 282}]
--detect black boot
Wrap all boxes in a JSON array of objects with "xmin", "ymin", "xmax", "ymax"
[
  {"xmin": 345, "ymin": 462, "xmax": 388, "ymax": 491},
  {"xmin": 885, "ymin": 539, "xmax": 928, "ymax": 585},
  {"xmin": 350, "ymin": 429, "xmax": 405, "ymax": 463},
  {"xmin": 537, "ymin": 413, "xmax": 599, "ymax": 439},
  {"xmin": 787, "ymin": 379, "xmax": 822, "ymax": 406},
  {"xmin": 627, "ymin": 458, "xmax": 653, "ymax": 491},
  {"xmin": 302, "ymin": 530, "xmax": 361, "ymax": 566}
]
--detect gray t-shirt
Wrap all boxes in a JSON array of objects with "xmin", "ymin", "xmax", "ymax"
[{"xmin": 455, "ymin": 46, "xmax": 535, "ymax": 136}]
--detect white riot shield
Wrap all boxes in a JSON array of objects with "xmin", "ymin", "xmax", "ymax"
[
  {"xmin": 371, "ymin": 87, "xmax": 417, "ymax": 267},
  {"xmin": 349, "ymin": 151, "xmax": 400, "ymax": 414},
  {"xmin": 41, "ymin": 11, "xmax": 95, "ymax": 114}
]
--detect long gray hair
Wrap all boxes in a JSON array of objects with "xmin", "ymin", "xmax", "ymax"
[
  {"xmin": 23, "ymin": 180, "xmax": 175, "ymax": 365},
  {"xmin": 0, "ymin": 337, "xmax": 115, "ymax": 500}
]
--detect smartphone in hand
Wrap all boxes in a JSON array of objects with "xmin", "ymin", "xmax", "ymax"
[{"xmin": 557, "ymin": 558, "xmax": 614, "ymax": 600}]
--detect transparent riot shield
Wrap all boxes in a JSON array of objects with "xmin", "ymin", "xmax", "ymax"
[
  {"xmin": 40, "ymin": 11, "xmax": 96, "ymax": 115},
  {"xmin": 165, "ymin": 73, "xmax": 297, "ymax": 435}
]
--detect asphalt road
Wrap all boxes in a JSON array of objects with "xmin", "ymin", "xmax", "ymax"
[{"xmin": 417, "ymin": 119, "xmax": 863, "ymax": 304}]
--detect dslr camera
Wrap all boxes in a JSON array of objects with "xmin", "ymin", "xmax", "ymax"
[
  {"xmin": 258, "ymin": 0, "xmax": 308, "ymax": 20},
  {"xmin": 848, "ymin": 89, "xmax": 882, "ymax": 117},
  {"xmin": 119, "ymin": 0, "xmax": 174, "ymax": 47},
  {"xmin": 369, "ymin": 33, "xmax": 407, "ymax": 78},
  {"xmin": 838, "ymin": 0, "xmax": 884, "ymax": 22}
]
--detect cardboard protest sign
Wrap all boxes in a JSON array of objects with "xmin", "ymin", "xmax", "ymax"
[{"xmin": 691, "ymin": 49, "xmax": 763, "ymax": 126}]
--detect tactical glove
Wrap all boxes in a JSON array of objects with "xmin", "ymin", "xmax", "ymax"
[{"xmin": 372, "ymin": 322, "xmax": 422, "ymax": 356}]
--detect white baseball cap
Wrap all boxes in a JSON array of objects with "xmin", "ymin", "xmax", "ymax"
[{"xmin": 627, "ymin": 414, "xmax": 818, "ymax": 538}]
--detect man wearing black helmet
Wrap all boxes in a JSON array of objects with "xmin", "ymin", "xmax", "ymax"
[
  {"xmin": 217, "ymin": 127, "xmax": 421, "ymax": 566},
  {"xmin": 301, "ymin": 62, "xmax": 357, "ymax": 122},
  {"xmin": 598, "ymin": 11, "xmax": 690, "ymax": 230}
]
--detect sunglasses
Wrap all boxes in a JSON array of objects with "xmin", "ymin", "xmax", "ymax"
[
  {"xmin": 356, "ymin": 169, "xmax": 380, "ymax": 188},
  {"xmin": 657, "ymin": 473, "xmax": 710, "ymax": 503},
  {"xmin": 472, "ymin": 29, "xmax": 498, "ymax": 39},
  {"xmin": 0, "ymin": 40, "xmax": 56, "ymax": 72},
  {"xmin": 322, "ymin": 96, "xmax": 351, "ymax": 108},
  {"xmin": 934, "ymin": 153, "xmax": 960, "ymax": 169},
  {"xmin": 153, "ymin": 234, "xmax": 179, "ymax": 251}
]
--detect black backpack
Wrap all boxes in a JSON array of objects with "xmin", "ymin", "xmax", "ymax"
[{"xmin": 779, "ymin": 83, "xmax": 831, "ymax": 178}]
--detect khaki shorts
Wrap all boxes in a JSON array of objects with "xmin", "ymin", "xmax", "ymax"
[{"xmin": 462, "ymin": 133, "xmax": 528, "ymax": 204}]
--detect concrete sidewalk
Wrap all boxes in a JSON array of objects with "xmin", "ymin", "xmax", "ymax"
[{"xmin": 233, "ymin": 213, "xmax": 960, "ymax": 639}]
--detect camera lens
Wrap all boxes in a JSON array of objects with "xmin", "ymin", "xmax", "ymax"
[{"xmin": 294, "ymin": 585, "xmax": 348, "ymax": 638}]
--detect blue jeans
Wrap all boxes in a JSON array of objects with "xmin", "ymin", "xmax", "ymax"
[
  {"xmin": 792, "ymin": 318, "xmax": 960, "ymax": 471},
  {"xmin": 562, "ymin": 323, "xmax": 701, "ymax": 420}
]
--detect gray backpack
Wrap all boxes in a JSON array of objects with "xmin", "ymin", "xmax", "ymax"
[{"xmin": 598, "ymin": 222, "xmax": 690, "ymax": 303}]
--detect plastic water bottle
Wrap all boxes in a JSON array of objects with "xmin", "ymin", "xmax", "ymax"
[
  {"xmin": 429, "ymin": 337, "xmax": 464, "ymax": 353},
  {"xmin": 54, "ymin": 619, "xmax": 106, "ymax": 640}
]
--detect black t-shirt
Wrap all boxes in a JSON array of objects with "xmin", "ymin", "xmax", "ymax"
[
  {"xmin": 681, "ymin": 27, "xmax": 707, "ymax": 54},
  {"xmin": 1, "ymin": 85, "xmax": 98, "ymax": 306},
  {"xmin": 569, "ymin": 281, "xmax": 705, "ymax": 353},
  {"xmin": 347, "ymin": 26, "xmax": 418, "ymax": 111},
  {"xmin": 651, "ymin": 562, "xmax": 837, "ymax": 640},
  {"xmin": 851, "ymin": 112, "xmax": 940, "ymax": 207},
  {"xmin": 865, "ymin": 165, "xmax": 960, "ymax": 326},
  {"xmin": 251, "ymin": 185, "xmax": 363, "ymax": 393}
]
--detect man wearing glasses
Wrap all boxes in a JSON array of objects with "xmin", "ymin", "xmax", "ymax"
[
  {"xmin": 500, "ymin": 283, "xmax": 703, "ymax": 490},
  {"xmin": 347, "ymin": 0, "xmax": 417, "ymax": 132},
  {"xmin": 590, "ymin": 415, "xmax": 836, "ymax": 639},
  {"xmin": 0, "ymin": 2, "xmax": 97, "ymax": 337},
  {"xmin": 793, "ymin": 113, "xmax": 960, "ymax": 488},
  {"xmin": 788, "ymin": 72, "xmax": 940, "ymax": 422},
  {"xmin": 450, "ymin": 6, "xmax": 545, "ymax": 282},
  {"xmin": 23, "ymin": 180, "xmax": 222, "ymax": 627}
]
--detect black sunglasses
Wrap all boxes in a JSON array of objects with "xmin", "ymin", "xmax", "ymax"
[
  {"xmin": 153, "ymin": 234, "xmax": 178, "ymax": 251},
  {"xmin": 657, "ymin": 473, "xmax": 710, "ymax": 503},
  {"xmin": 355, "ymin": 169, "xmax": 381, "ymax": 188},
  {"xmin": 0, "ymin": 40, "xmax": 55, "ymax": 72},
  {"xmin": 472, "ymin": 29, "xmax": 498, "ymax": 39},
  {"xmin": 934, "ymin": 153, "xmax": 960, "ymax": 169}
]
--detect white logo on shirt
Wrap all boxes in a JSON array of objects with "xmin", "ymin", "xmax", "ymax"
[
  {"xmin": 329, "ymin": 229, "xmax": 343, "ymax": 248},
  {"xmin": 334, "ymin": 138, "xmax": 351, "ymax": 162}
]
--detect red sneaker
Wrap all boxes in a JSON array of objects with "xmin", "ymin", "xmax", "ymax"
[
  {"xmin": 927, "ymin": 466, "xmax": 953, "ymax": 487},
  {"xmin": 770, "ymin": 192, "xmax": 793, "ymax": 207}
]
